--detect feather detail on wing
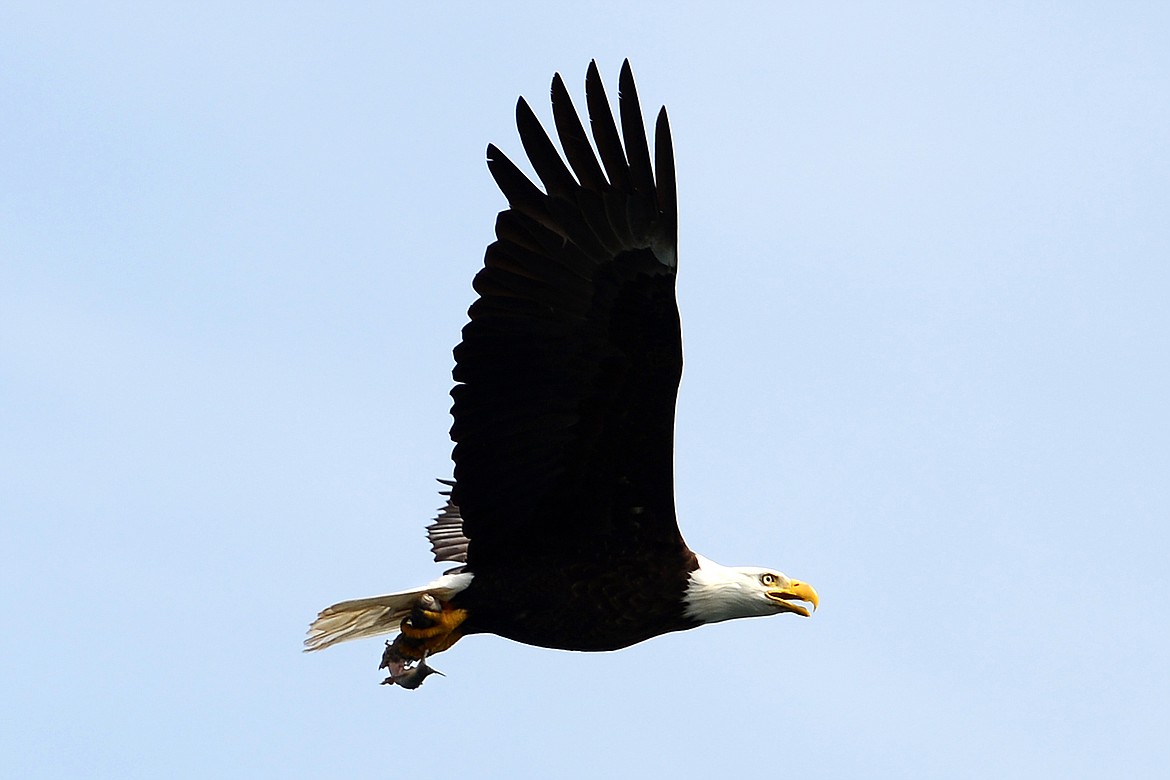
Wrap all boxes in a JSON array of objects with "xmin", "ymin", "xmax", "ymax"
[
  {"xmin": 449, "ymin": 60, "xmax": 685, "ymax": 569},
  {"xmin": 428, "ymin": 479, "xmax": 469, "ymax": 565}
]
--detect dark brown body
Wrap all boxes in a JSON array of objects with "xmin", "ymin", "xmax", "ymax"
[{"xmin": 453, "ymin": 552, "xmax": 700, "ymax": 651}]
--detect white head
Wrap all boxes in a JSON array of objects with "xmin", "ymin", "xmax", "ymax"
[{"xmin": 683, "ymin": 554, "xmax": 819, "ymax": 625}]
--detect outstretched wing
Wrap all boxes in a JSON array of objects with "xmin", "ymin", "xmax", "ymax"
[{"xmin": 450, "ymin": 60, "xmax": 685, "ymax": 572}]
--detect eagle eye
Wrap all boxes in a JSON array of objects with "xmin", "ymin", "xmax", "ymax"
[{"xmin": 760, "ymin": 573, "xmax": 778, "ymax": 586}]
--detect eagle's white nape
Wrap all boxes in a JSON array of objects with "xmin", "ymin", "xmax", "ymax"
[{"xmin": 683, "ymin": 554, "xmax": 798, "ymax": 624}]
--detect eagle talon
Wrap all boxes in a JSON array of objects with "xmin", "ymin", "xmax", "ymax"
[
  {"xmin": 379, "ymin": 617, "xmax": 456, "ymax": 690},
  {"xmin": 399, "ymin": 593, "xmax": 458, "ymax": 640}
]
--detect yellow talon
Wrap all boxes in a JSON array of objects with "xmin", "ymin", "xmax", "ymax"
[{"xmin": 396, "ymin": 598, "xmax": 469, "ymax": 654}]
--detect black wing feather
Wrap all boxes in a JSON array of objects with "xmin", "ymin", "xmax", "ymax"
[
  {"xmin": 550, "ymin": 73, "xmax": 608, "ymax": 191},
  {"xmin": 654, "ymin": 107, "xmax": 678, "ymax": 247},
  {"xmin": 450, "ymin": 62, "xmax": 685, "ymax": 573},
  {"xmin": 585, "ymin": 61, "xmax": 631, "ymax": 196},
  {"xmin": 618, "ymin": 60, "xmax": 656, "ymax": 200},
  {"xmin": 516, "ymin": 97, "xmax": 578, "ymax": 199}
]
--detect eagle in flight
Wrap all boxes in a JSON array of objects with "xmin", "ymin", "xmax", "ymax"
[{"xmin": 305, "ymin": 60, "xmax": 818, "ymax": 688}]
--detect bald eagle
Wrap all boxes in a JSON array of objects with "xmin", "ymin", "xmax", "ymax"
[{"xmin": 305, "ymin": 61, "xmax": 818, "ymax": 688}]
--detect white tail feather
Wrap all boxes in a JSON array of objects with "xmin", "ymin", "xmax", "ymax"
[{"xmin": 304, "ymin": 571, "xmax": 473, "ymax": 652}]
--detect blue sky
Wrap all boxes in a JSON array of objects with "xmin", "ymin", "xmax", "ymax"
[{"xmin": 3, "ymin": 3, "xmax": 1168, "ymax": 778}]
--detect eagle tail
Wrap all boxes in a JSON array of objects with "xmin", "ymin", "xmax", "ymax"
[{"xmin": 303, "ymin": 571, "xmax": 473, "ymax": 652}]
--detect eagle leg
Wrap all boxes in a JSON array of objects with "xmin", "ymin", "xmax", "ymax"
[{"xmin": 378, "ymin": 594, "xmax": 467, "ymax": 689}]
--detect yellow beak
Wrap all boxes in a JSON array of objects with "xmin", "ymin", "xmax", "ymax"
[{"xmin": 768, "ymin": 579, "xmax": 819, "ymax": 617}]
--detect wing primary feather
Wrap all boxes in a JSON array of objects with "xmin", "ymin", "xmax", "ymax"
[
  {"xmin": 654, "ymin": 106, "xmax": 678, "ymax": 248},
  {"xmin": 516, "ymin": 97, "xmax": 578, "ymax": 198},
  {"xmin": 486, "ymin": 143, "xmax": 545, "ymax": 208},
  {"xmin": 585, "ymin": 60, "xmax": 630, "ymax": 191},
  {"xmin": 618, "ymin": 60, "xmax": 656, "ymax": 199},
  {"xmin": 551, "ymin": 73, "xmax": 608, "ymax": 191}
]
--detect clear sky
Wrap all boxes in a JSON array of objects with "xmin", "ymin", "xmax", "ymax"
[{"xmin": 3, "ymin": 3, "xmax": 1168, "ymax": 778}]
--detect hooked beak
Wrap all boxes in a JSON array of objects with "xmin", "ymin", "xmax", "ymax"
[{"xmin": 767, "ymin": 579, "xmax": 819, "ymax": 618}]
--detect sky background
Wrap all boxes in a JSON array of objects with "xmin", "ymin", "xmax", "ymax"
[{"xmin": 3, "ymin": 2, "xmax": 1169, "ymax": 778}]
